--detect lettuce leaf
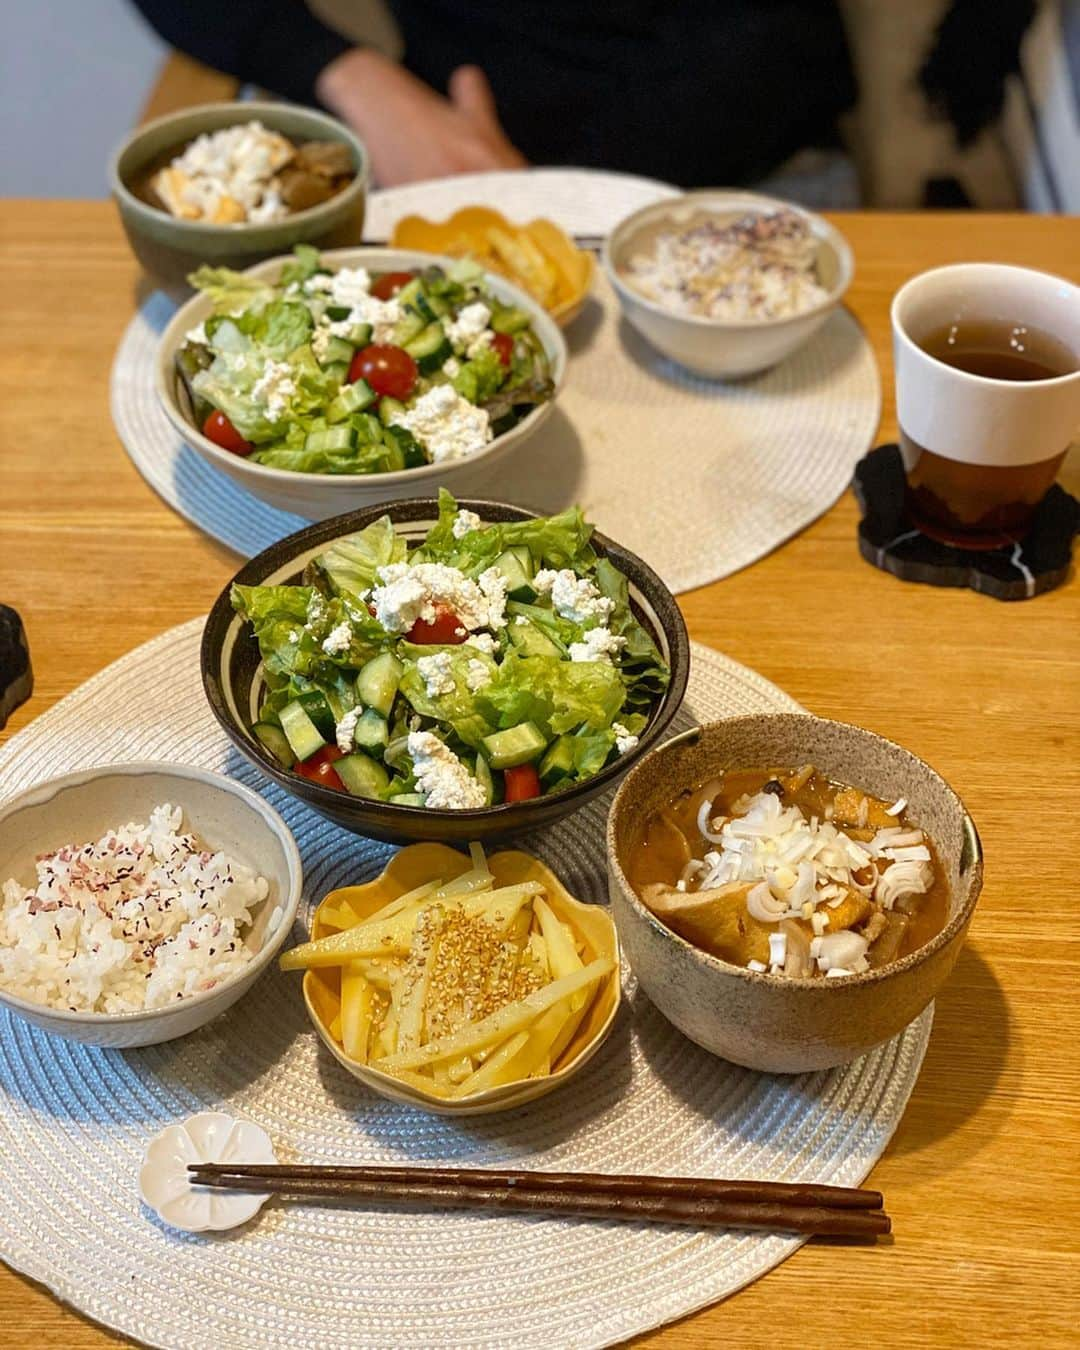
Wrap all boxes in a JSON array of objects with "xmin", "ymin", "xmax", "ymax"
[
  {"xmin": 193, "ymin": 343, "xmax": 338, "ymax": 443},
  {"xmin": 313, "ymin": 516, "xmax": 407, "ymax": 598},
  {"xmin": 452, "ymin": 344, "xmax": 505, "ymax": 404},
  {"xmin": 188, "ymin": 264, "xmax": 275, "ymax": 316},
  {"xmin": 279, "ymin": 244, "xmax": 322, "ymax": 288},
  {"xmin": 258, "ymin": 299, "xmax": 313, "ymax": 357},
  {"xmin": 416, "ymin": 489, "xmax": 596, "ymax": 575},
  {"xmin": 398, "ymin": 647, "xmax": 497, "ymax": 748},
  {"xmin": 477, "ymin": 651, "xmax": 625, "ymax": 738},
  {"xmin": 593, "ymin": 558, "xmax": 670, "ymax": 715}
]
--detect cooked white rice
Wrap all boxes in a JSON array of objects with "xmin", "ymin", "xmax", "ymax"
[{"xmin": 0, "ymin": 804, "xmax": 270, "ymax": 1014}]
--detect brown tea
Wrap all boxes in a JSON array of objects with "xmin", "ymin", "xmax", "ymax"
[
  {"xmin": 919, "ymin": 319, "xmax": 1076, "ymax": 382},
  {"xmin": 902, "ymin": 319, "xmax": 1076, "ymax": 548}
]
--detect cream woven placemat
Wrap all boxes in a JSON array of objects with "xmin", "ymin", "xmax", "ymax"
[
  {"xmin": 111, "ymin": 170, "xmax": 880, "ymax": 589},
  {"xmin": 0, "ymin": 621, "xmax": 929, "ymax": 1349}
]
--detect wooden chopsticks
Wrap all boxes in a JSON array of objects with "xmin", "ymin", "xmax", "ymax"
[{"xmin": 188, "ymin": 1163, "xmax": 889, "ymax": 1238}]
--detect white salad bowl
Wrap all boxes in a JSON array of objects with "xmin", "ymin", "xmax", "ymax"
[
  {"xmin": 602, "ymin": 190, "xmax": 853, "ymax": 379},
  {"xmin": 0, "ymin": 763, "xmax": 302, "ymax": 1048},
  {"xmin": 156, "ymin": 247, "xmax": 568, "ymax": 520}
]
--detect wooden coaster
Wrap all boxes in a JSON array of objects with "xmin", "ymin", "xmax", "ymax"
[
  {"xmin": 853, "ymin": 445, "xmax": 1078, "ymax": 600},
  {"xmin": 0, "ymin": 605, "xmax": 32, "ymax": 729}
]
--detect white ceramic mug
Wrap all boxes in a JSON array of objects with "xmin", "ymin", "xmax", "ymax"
[{"xmin": 891, "ymin": 263, "xmax": 1080, "ymax": 548}]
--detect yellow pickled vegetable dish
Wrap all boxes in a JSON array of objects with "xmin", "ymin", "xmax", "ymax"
[{"xmin": 285, "ymin": 842, "xmax": 616, "ymax": 1100}]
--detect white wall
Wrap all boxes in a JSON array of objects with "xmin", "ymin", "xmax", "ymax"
[{"xmin": 2, "ymin": 0, "xmax": 166, "ymax": 197}]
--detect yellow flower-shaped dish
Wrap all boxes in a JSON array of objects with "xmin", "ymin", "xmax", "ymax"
[
  {"xmin": 302, "ymin": 843, "xmax": 620, "ymax": 1115},
  {"xmin": 391, "ymin": 207, "xmax": 594, "ymax": 325}
]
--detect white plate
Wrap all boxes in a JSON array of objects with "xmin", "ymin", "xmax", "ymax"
[{"xmin": 0, "ymin": 621, "xmax": 929, "ymax": 1349}]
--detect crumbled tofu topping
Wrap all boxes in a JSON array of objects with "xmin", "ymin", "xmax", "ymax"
[
  {"xmin": 569, "ymin": 626, "xmax": 626, "ymax": 665},
  {"xmin": 371, "ymin": 562, "xmax": 507, "ymax": 634},
  {"xmin": 451, "ymin": 508, "xmax": 483, "ymax": 540},
  {"xmin": 416, "ymin": 652, "xmax": 456, "ymax": 698},
  {"xmin": 391, "ymin": 384, "xmax": 492, "ymax": 463},
  {"xmin": 407, "ymin": 732, "xmax": 487, "ymax": 810},
  {"xmin": 533, "ymin": 569, "xmax": 615, "ymax": 625}
]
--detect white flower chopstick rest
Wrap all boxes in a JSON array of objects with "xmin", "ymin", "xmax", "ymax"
[{"xmin": 140, "ymin": 1111, "xmax": 277, "ymax": 1232}]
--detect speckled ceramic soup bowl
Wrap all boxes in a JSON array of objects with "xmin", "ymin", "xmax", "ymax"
[{"xmin": 607, "ymin": 715, "xmax": 982, "ymax": 1073}]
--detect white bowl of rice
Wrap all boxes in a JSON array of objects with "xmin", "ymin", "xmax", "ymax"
[
  {"xmin": 603, "ymin": 190, "xmax": 853, "ymax": 378},
  {"xmin": 0, "ymin": 763, "xmax": 302, "ymax": 1047}
]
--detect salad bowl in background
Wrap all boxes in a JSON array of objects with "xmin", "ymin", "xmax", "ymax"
[
  {"xmin": 202, "ymin": 498, "xmax": 689, "ymax": 845},
  {"xmin": 0, "ymin": 762, "xmax": 302, "ymax": 1048},
  {"xmin": 110, "ymin": 101, "xmax": 368, "ymax": 295},
  {"xmin": 603, "ymin": 190, "xmax": 853, "ymax": 379},
  {"xmin": 607, "ymin": 715, "xmax": 983, "ymax": 1073},
  {"xmin": 156, "ymin": 248, "xmax": 568, "ymax": 519}
]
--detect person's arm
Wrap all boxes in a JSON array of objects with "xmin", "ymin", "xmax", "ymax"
[
  {"xmin": 316, "ymin": 50, "xmax": 525, "ymax": 186},
  {"xmin": 131, "ymin": 0, "xmax": 351, "ymax": 105},
  {"xmin": 131, "ymin": 0, "xmax": 525, "ymax": 185}
]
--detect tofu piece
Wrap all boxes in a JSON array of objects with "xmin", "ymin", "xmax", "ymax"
[
  {"xmin": 641, "ymin": 882, "xmax": 773, "ymax": 966},
  {"xmin": 831, "ymin": 787, "xmax": 895, "ymax": 829},
  {"xmin": 823, "ymin": 888, "xmax": 873, "ymax": 933}
]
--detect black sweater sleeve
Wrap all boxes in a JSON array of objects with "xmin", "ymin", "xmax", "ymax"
[{"xmin": 131, "ymin": 0, "xmax": 352, "ymax": 106}]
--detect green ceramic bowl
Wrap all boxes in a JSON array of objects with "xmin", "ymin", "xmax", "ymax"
[{"xmin": 109, "ymin": 101, "xmax": 368, "ymax": 295}]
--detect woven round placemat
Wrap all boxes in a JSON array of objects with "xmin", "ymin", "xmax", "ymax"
[
  {"xmin": 0, "ymin": 621, "xmax": 929, "ymax": 1349},
  {"xmin": 111, "ymin": 170, "xmax": 881, "ymax": 590}
]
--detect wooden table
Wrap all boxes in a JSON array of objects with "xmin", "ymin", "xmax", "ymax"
[{"xmin": 1, "ymin": 203, "xmax": 1077, "ymax": 1348}]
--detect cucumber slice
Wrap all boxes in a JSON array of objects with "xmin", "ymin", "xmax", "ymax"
[
  {"xmin": 381, "ymin": 431, "xmax": 405, "ymax": 472},
  {"xmin": 356, "ymin": 652, "xmax": 403, "ymax": 718},
  {"xmin": 404, "ymin": 321, "xmax": 452, "ymax": 374},
  {"xmin": 353, "ymin": 411, "xmax": 383, "ymax": 443},
  {"xmin": 304, "ymin": 425, "xmax": 355, "ymax": 454},
  {"xmin": 343, "ymin": 321, "xmax": 373, "ymax": 347},
  {"xmin": 327, "ymin": 379, "xmax": 376, "ymax": 423},
  {"xmin": 394, "ymin": 277, "xmax": 425, "ymax": 310},
  {"xmin": 475, "ymin": 752, "xmax": 496, "ymax": 807},
  {"xmin": 391, "ymin": 310, "xmax": 426, "ymax": 346},
  {"xmin": 318, "ymin": 335, "xmax": 355, "ymax": 368},
  {"xmin": 253, "ymin": 722, "xmax": 295, "ymax": 768},
  {"xmin": 352, "ymin": 707, "xmax": 389, "ymax": 755},
  {"xmin": 336, "ymin": 753, "xmax": 390, "ymax": 800},
  {"xmin": 481, "ymin": 721, "xmax": 548, "ymax": 769},
  {"xmin": 321, "ymin": 361, "xmax": 349, "ymax": 386},
  {"xmin": 279, "ymin": 700, "xmax": 326, "ymax": 762},
  {"xmin": 295, "ymin": 689, "xmax": 336, "ymax": 737},
  {"xmin": 389, "ymin": 791, "xmax": 426, "ymax": 808},
  {"xmin": 382, "ymin": 423, "xmax": 427, "ymax": 469},
  {"xmin": 490, "ymin": 304, "xmax": 532, "ymax": 335},
  {"xmin": 508, "ymin": 619, "xmax": 563, "ymax": 660},
  {"xmin": 378, "ymin": 396, "xmax": 407, "ymax": 427},
  {"xmin": 507, "ymin": 545, "xmax": 533, "ymax": 573},
  {"xmin": 538, "ymin": 734, "xmax": 575, "ymax": 788},
  {"xmin": 491, "ymin": 548, "xmax": 536, "ymax": 602}
]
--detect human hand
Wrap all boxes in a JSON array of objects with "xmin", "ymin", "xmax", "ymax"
[{"xmin": 316, "ymin": 48, "xmax": 526, "ymax": 186}]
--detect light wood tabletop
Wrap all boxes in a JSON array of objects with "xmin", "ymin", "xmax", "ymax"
[{"xmin": 0, "ymin": 202, "xmax": 1077, "ymax": 1348}]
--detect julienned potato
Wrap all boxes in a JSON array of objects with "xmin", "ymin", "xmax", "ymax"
[{"xmin": 289, "ymin": 842, "xmax": 616, "ymax": 1102}]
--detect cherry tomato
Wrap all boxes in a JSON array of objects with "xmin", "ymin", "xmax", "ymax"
[
  {"xmin": 202, "ymin": 409, "xmax": 253, "ymax": 456},
  {"xmin": 491, "ymin": 331, "xmax": 514, "ymax": 368},
  {"xmin": 503, "ymin": 763, "xmax": 542, "ymax": 802},
  {"xmin": 295, "ymin": 745, "xmax": 345, "ymax": 791},
  {"xmin": 348, "ymin": 344, "xmax": 418, "ymax": 400},
  {"xmin": 371, "ymin": 270, "xmax": 416, "ymax": 300},
  {"xmin": 406, "ymin": 605, "xmax": 467, "ymax": 646}
]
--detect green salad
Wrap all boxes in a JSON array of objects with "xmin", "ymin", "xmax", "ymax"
[
  {"xmin": 177, "ymin": 245, "xmax": 555, "ymax": 475},
  {"xmin": 233, "ymin": 491, "xmax": 670, "ymax": 809}
]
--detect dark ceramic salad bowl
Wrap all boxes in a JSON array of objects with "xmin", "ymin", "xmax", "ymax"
[{"xmin": 201, "ymin": 498, "xmax": 689, "ymax": 844}]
